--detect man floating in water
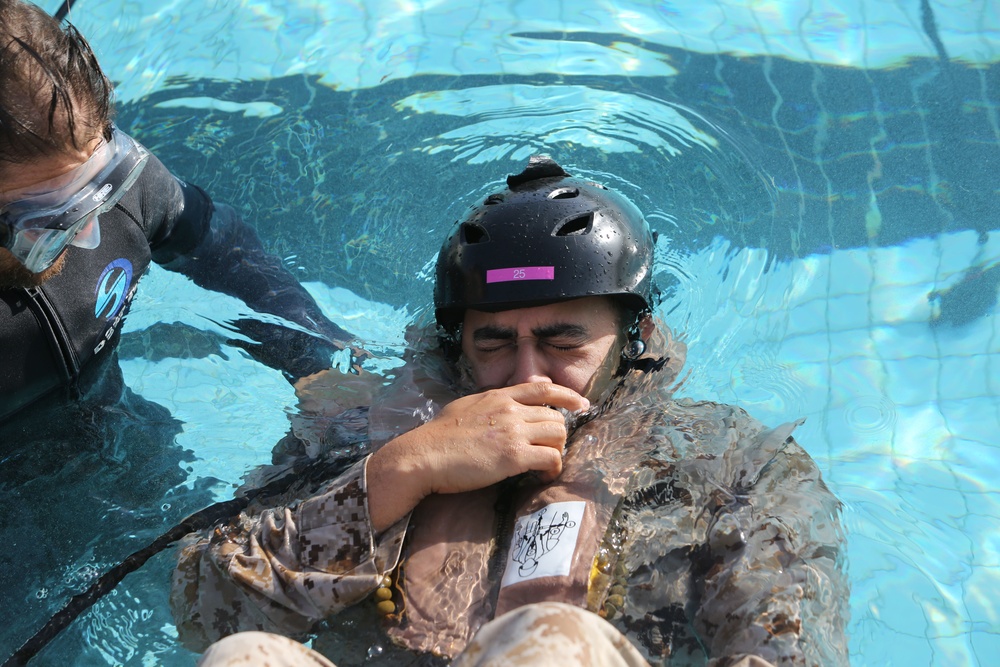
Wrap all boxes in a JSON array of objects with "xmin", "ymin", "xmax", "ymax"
[{"xmin": 172, "ymin": 156, "xmax": 849, "ymax": 667}]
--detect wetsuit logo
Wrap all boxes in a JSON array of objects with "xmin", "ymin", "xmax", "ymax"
[{"xmin": 94, "ymin": 258, "xmax": 133, "ymax": 321}]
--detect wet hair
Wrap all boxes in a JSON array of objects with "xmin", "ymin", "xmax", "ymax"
[{"xmin": 0, "ymin": 0, "xmax": 114, "ymax": 173}]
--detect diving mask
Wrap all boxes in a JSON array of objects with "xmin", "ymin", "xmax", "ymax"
[{"xmin": 0, "ymin": 125, "xmax": 149, "ymax": 273}]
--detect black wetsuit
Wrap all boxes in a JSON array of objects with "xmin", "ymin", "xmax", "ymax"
[
  {"xmin": 0, "ymin": 143, "xmax": 350, "ymax": 421},
  {"xmin": 0, "ymin": 137, "xmax": 350, "ymax": 660}
]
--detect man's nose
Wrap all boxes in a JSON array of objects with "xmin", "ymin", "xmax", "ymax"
[{"xmin": 510, "ymin": 341, "xmax": 551, "ymax": 385}]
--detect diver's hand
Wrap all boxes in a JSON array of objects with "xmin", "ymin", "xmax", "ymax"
[{"xmin": 366, "ymin": 382, "xmax": 588, "ymax": 532}]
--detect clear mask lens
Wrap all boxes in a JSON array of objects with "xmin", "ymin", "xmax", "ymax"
[
  {"xmin": 0, "ymin": 126, "xmax": 147, "ymax": 274},
  {"xmin": 15, "ymin": 226, "xmax": 78, "ymax": 273},
  {"xmin": 69, "ymin": 212, "xmax": 102, "ymax": 250}
]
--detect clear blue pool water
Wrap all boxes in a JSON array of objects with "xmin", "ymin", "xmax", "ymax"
[{"xmin": 12, "ymin": 0, "xmax": 1000, "ymax": 665}]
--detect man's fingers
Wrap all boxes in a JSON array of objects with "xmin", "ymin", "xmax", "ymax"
[
  {"xmin": 517, "ymin": 441, "xmax": 564, "ymax": 480},
  {"xmin": 502, "ymin": 382, "xmax": 589, "ymax": 412},
  {"xmin": 516, "ymin": 404, "xmax": 576, "ymax": 425}
]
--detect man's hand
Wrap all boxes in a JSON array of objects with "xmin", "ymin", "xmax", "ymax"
[{"xmin": 366, "ymin": 382, "xmax": 589, "ymax": 532}]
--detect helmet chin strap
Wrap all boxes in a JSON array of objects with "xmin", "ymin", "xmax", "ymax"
[
  {"xmin": 576, "ymin": 337, "xmax": 667, "ymax": 435},
  {"xmin": 620, "ymin": 313, "xmax": 648, "ymax": 363},
  {"xmin": 621, "ymin": 338, "xmax": 646, "ymax": 361},
  {"xmin": 613, "ymin": 336, "xmax": 644, "ymax": 379},
  {"xmin": 615, "ymin": 315, "xmax": 667, "ymax": 377}
]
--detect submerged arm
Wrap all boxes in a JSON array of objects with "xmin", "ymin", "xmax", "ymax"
[
  {"xmin": 134, "ymin": 154, "xmax": 355, "ymax": 380},
  {"xmin": 170, "ymin": 457, "xmax": 406, "ymax": 652},
  {"xmin": 694, "ymin": 426, "xmax": 849, "ymax": 667}
]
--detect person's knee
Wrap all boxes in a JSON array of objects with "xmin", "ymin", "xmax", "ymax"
[
  {"xmin": 197, "ymin": 631, "xmax": 337, "ymax": 667},
  {"xmin": 455, "ymin": 602, "xmax": 650, "ymax": 667}
]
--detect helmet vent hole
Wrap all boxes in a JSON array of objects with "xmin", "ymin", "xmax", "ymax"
[
  {"xmin": 548, "ymin": 187, "xmax": 579, "ymax": 200},
  {"xmin": 553, "ymin": 214, "xmax": 593, "ymax": 237},
  {"xmin": 461, "ymin": 223, "xmax": 490, "ymax": 244}
]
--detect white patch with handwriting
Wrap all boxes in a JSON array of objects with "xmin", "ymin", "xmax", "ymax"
[{"xmin": 501, "ymin": 501, "xmax": 585, "ymax": 587}]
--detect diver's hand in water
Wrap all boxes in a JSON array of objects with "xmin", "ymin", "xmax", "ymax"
[{"xmin": 367, "ymin": 382, "xmax": 588, "ymax": 532}]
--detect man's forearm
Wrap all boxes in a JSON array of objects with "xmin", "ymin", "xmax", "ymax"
[
  {"xmin": 170, "ymin": 457, "xmax": 407, "ymax": 651},
  {"xmin": 695, "ymin": 442, "xmax": 849, "ymax": 667}
]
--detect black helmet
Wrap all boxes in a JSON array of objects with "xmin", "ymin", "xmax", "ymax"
[{"xmin": 434, "ymin": 155, "xmax": 656, "ymax": 331}]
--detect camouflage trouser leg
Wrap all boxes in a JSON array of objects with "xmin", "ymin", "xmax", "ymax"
[
  {"xmin": 453, "ymin": 602, "xmax": 652, "ymax": 667},
  {"xmin": 196, "ymin": 631, "xmax": 336, "ymax": 667},
  {"xmin": 196, "ymin": 603, "xmax": 649, "ymax": 667},
  {"xmin": 196, "ymin": 604, "xmax": 781, "ymax": 667}
]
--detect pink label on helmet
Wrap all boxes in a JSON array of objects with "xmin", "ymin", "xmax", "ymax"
[{"xmin": 486, "ymin": 266, "xmax": 555, "ymax": 283}]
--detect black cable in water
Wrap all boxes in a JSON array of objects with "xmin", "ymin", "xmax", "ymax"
[
  {"xmin": 0, "ymin": 496, "xmax": 250, "ymax": 667},
  {"xmin": 53, "ymin": 0, "xmax": 78, "ymax": 22},
  {"xmin": 1, "ymin": 451, "xmax": 363, "ymax": 666}
]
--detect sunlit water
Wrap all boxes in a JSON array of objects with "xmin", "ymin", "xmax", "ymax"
[{"xmin": 11, "ymin": 1, "xmax": 999, "ymax": 665}]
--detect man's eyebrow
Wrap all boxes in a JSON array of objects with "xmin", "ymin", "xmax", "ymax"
[
  {"xmin": 471, "ymin": 322, "xmax": 590, "ymax": 341},
  {"xmin": 533, "ymin": 323, "xmax": 589, "ymax": 339},
  {"xmin": 472, "ymin": 325, "xmax": 516, "ymax": 341}
]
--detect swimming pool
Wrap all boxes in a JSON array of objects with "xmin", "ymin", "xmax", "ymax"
[{"xmin": 7, "ymin": 0, "xmax": 999, "ymax": 665}]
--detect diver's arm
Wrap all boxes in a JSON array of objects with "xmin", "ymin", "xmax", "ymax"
[
  {"xmin": 693, "ymin": 430, "xmax": 849, "ymax": 667},
  {"xmin": 131, "ymin": 153, "xmax": 354, "ymax": 380},
  {"xmin": 159, "ymin": 197, "xmax": 356, "ymax": 379},
  {"xmin": 170, "ymin": 456, "xmax": 406, "ymax": 652}
]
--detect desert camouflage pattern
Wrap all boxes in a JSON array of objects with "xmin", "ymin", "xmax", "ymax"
[
  {"xmin": 451, "ymin": 602, "xmax": 656, "ymax": 667},
  {"xmin": 171, "ymin": 321, "xmax": 848, "ymax": 667},
  {"xmin": 171, "ymin": 459, "xmax": 408, "ymax": 649},
  {"xmin": 196, "ymin": 603, "xmax": 657, "ymax": 667}
]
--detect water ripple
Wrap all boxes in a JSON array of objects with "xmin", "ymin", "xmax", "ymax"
[{"xmin": 844, "ymin": 395, "xmax": 898, "ymax": 436}]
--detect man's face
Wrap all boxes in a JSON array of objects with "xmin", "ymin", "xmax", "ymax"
[
  {"xmin": 460, "ymin": 296, "xmax": 624, "ymax": 400},
  {"xmin": 0, "ymin": 140, "xmax": 100, "ymax": 289}
]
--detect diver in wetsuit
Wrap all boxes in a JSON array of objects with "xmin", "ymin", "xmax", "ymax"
[
  {"xmin": 0, "ymin": 1, "xmax": 355, "ymax": 656},
  {"xmin": 172, "ymin": 156, "xmax": 849, "ymax": 667},
  {"xmin": 0, "ymin": 2, "xmax": 354, "ymax": 421}
]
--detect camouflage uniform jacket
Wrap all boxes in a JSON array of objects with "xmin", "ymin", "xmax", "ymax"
[{"xmin": 170, "ymin": 327, "xmax": 848, "ymax": 667}]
